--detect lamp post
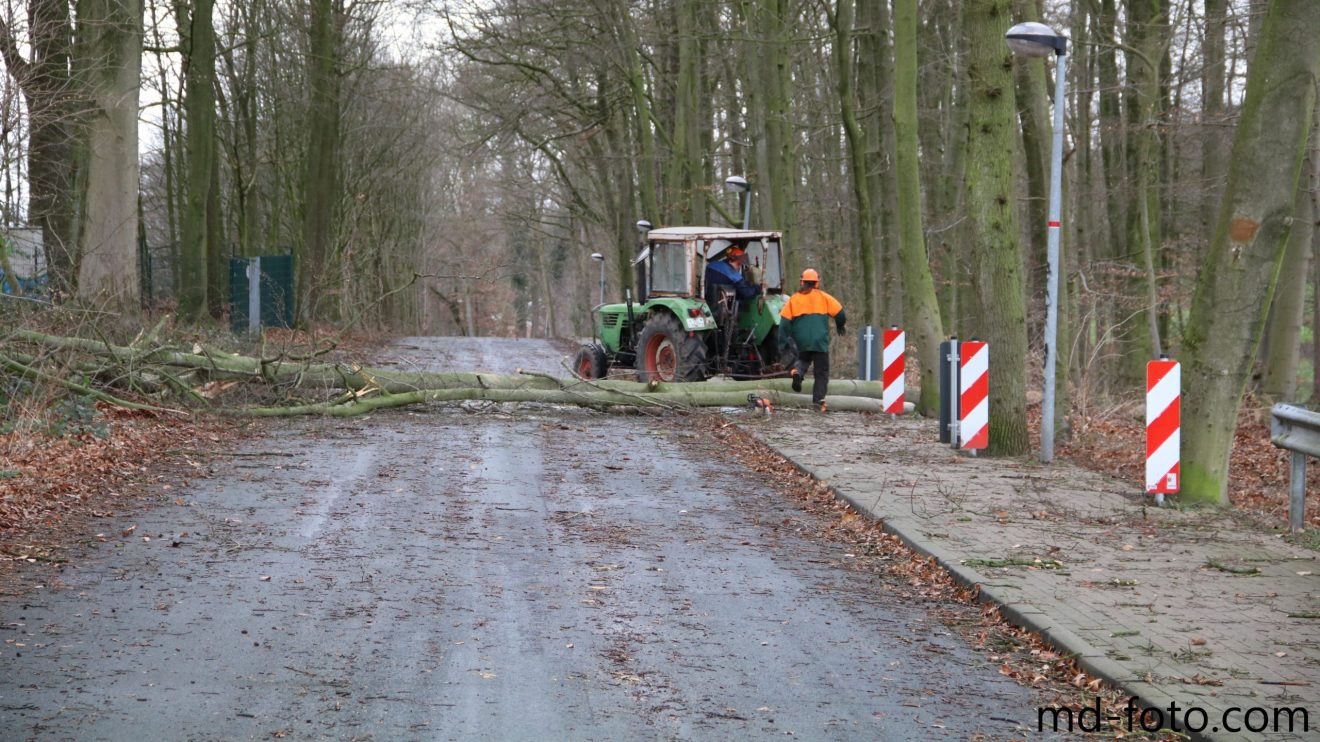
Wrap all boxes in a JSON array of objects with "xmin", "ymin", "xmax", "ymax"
[
  {"xmin": 724, "ymin": 175, "xmax": 751, "ymax": 229},
  {"xmin": 1006, "ymin": 21, "xmax": 1067, "ymax": 464},
  {"xmin": 590, "ymin": 252, "xmax": 605, "ymax": 306}
]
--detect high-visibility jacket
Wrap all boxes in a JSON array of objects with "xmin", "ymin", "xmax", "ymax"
[{"xmin": 779, "ymin": 288, "xmax": 846, "ymax": 353}]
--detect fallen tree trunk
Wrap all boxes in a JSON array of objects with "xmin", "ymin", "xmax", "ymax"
[
  {"xmin": 11, "ymin": 329, "xmax": 915, "ymax": 417},
  {"xmin": 16, "ymin": 330, "xmax": 905, "ymax": 397},
  {"xmin": 240, "ymin": 388, "xmax": 902, "ymax": 417}
]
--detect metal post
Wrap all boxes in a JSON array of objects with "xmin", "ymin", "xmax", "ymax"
[
  {"xmin": 938, "ymin": 339, "xmax": 952, "ymax": 443},
  {"xmin": 597, "ymin": 260, "xmax": 606, "ymax": 306},
  {"xmin": 862, "ymin": 325, "xmax": 875, "ymax": 381},
  {"xmin": 947, "ymin": 337, "xmax": 960, "ymax": 448},
  {"xmin": 247, "ymin": 256, "xmax": 261, "ymax": 334},
  {"xmin": 742, "ymin": 192, "xmax": 752, "ymax": 231},
  {"xmin": 1041, "ymin": 49, "xmax": 1067, "ymax": 464},
  {"xmin": 1291, "ymin": 452, "xmax": 1307, "ymax": 533}
]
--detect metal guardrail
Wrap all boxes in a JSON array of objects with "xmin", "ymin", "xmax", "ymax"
[{"xmin": 1270, "ymin": 404, "xmax": 1320, "ymax": 532}]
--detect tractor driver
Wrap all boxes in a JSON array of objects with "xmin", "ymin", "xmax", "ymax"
[{"xmin": 704, "ymin": 246, "xmax": 761, "ymax": 305}]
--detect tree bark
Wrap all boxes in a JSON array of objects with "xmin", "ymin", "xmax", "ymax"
[
  {"xmin": 1181, "ymin": 0, "xmax": 1320, "ymax": 505},
  {"xmin": 1120, "ymin": 0, "xmax": 1168, "ymax": 381},
  {"xmin": 961, "ymin": 0, "xmax": 1030, "ymax": 456},
  {"xmin": 73, "ymin": 0, "xmax": 142, "ymax": 314},
  {"xmin": 830, "ymin": 0, "xmax": 877, "ymax": 326},
  {"xmin": 1260, "ymin": 129, "xmax": 1315, "ymax": 400},
  {"xmin": 894, "ymin": 0, "xmax": 946, "ymax": 418},
  {"xmin": 178, "ymin": 0, "xmax": 216, "ymax": 321},
  {"xmin": 1314, "ymin": 188, "xmax": 1320, "ymax": 403},
  {"xmin": 1011, "ymin": 0, "xmax": 1050, "ymax": 307},
  {"xmin": 300, "ymin": 0, "xmax": 342, "ymax": 323},
  {"xmin": 1201, "ymin": 0, "xmax": 1229, "ymax": 233},
  {"xmin": 0, "ymin": 0, "xmax": 79, "ymax": 296}
]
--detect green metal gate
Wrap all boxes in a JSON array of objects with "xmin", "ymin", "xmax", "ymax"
[{"xmin": 229, "ymin": 254, "xmax": 295, "ymax": 333}]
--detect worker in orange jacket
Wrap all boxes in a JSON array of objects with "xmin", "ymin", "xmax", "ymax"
[{"xmin": 779, "ymin": 268, "xmax": 846, "ymax": 412}]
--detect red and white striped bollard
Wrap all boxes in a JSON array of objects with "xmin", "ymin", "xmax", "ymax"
[
  {"xmin": 959, "ymin": 340, "xmax": 988, "ymax": 452},
  {"xmin": 1146, "ymin": 356, "xmax": 1180, "ymax": 505},
  {"xmin": 882, "ymin": 326, "xmax": 904, "ymax": 416}
]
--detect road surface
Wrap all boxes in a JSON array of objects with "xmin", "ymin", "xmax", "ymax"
[{"xmin": 1, "ymin": 338, "xmax": 1059, "ymax": 740}]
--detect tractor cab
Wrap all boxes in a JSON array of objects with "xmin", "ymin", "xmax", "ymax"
[
  {"xmin": 635, "ymin": 227, "xmax": 786, "ymax": 302},
  {"xmin": 577, "ymin": 226, "xmax": 797, "ymax": 383}
]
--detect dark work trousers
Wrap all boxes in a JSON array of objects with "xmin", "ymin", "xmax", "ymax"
[{"xmin": 794, "ymin": 351, "xmax": 831, "ymax": 404}]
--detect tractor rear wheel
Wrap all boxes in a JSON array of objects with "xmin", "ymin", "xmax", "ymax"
[
  {"xmin": 572, "ymin": 342, "xmax": 608, "ymax": 380},
  {"xmin": 636, "ymin": 314, "xmax": 707, "ymax": 383}
]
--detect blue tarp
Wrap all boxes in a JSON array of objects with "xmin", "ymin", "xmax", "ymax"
[{"xmin": 0, "ymin": 270, "xmax": 49, "ymax": 297}]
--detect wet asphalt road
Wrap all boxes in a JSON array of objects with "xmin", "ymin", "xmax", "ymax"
[{"xmin": 1, "ymin": 338, "xmax": 1056, "ymax": 740}]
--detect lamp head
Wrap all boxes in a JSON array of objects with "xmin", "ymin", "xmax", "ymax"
[
  {"xmin": 723, "ymin": 175, "xmax": 750, "ymax": 193},
  {"xmin": 1005, "ymin": 21, "xmax": 1066, "ymax": 57},
  {"xmin": 635, "ymin": 219, "xmax": 652, "ymax": 233},
  {"xmin": 590, "ymin": 252, "xmax": 604, "ymax": 262}
]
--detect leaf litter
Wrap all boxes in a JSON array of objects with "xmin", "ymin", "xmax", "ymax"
[{"xmin": 700, "ymin": 413, "xmax": 1182, "ymax": 740}]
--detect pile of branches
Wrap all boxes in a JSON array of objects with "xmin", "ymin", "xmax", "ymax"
[{"xmin": 2, "ymin": 323, "xmax": 907, "ymax": 417}]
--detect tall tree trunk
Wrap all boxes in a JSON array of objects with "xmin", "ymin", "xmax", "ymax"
[
  {"xmin": 742, "ymin": 0, "xmax": 797, "ymax": 260},
  {"xmin": 1121, "ymin": 0, "xmax": 1167, "ymax": 383},
  {"xmin": 73, "ymin": 0, "xmax": 142, "ymax": 313},
  {"xmin": 0, "ymin": 0, "xmax": 78, "ymax": 295},
  {"xmin": 855, "ymin": 0, "xmax": 884, "ymax": 313},
  {"xmin": 831, "ymin": 0, "xmax": 876, "ymax": 326},
  {"xmin": 1260, "ymin": 130, "xmax": 1315, "ymax": 400},
  {"xmin": 1201, "ymin": 0, "xmax": 1229, "ymax": 234},
  {"xmin": 857, "ymin": 0, "xmax": 899, "ymax": 320},
  {"xmin": 1094, "ymin": 0, "xmax": 1126, "ymax": 252},
  {"xmin": 178, "ymin": 0, "xmax": 215, "ymax": 321},
  {"xmin": 617, "ymin": 1, "xmax": 658, "ymax": 228},
  {"xmin": 1313, "ymin": 192, "xmax": 1320, "ymax": 403},
  {"xmin": 205, "ymin": 133, "xmax": 226, "ymax": 318},
  {"xmin": 1012, "ymin": 0, "xmax": 1050, "ymax": 311},
  {"xmin": 301, "ymin": 0, "xmax": 342, "ymax": 322},
  {"xmin": 894, "ymin": 0, "xmax": 945, "ymax": 417},
  {"xmin": 933, "ymin": 3, "xmax": 968, "ymax": 333},
  {"xmin": 962, "ymin": 0, "xmax": 1029, "ymax": 456},
  {"xmin": 668, "ymin": 0, "xmax": 703, "ymax": 224},
  {"xmin": 1181, "ymin": 0, "xmax": 1320, "ymax": 505}
]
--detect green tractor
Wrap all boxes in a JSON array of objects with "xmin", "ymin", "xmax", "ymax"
[{"xmin": 573, "ymin": 226, "xmax": 798, "ymax": 383}]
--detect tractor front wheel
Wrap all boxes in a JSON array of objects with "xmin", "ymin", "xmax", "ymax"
[
  {"xmin": 636, "ymin": 314, "xmax": 707, "ymax": 383},
  {"xmin": 572, "ymin": 342, "xmax": 609, "ymax": 380}
]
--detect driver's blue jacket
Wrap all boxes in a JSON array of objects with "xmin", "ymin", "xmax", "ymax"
[{"xmin": 705, "ymin": 260, "xmax": 760, "ymax": 301}]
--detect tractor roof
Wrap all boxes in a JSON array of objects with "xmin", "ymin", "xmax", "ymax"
[{"xmin": 646, "ymin": 226, "xmax": 781, "ymax": 242}]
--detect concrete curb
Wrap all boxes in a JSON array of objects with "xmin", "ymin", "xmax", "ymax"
[{"xmin": 747, "ymin": 428, "xmax": 1249, "ymax": 742}]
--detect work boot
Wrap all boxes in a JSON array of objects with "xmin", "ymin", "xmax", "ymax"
[{"xmin": 790, "ymin": 369, "xmax": 802, "ymax": 393}]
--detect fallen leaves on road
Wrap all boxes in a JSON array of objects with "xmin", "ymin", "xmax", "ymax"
[
  {"xmin": 704, "ymin": 413, "xmax": 1181, "ymax": 740},
  {"xmin": 0, "ymin": 413, "xmax": 231, "ymax": 577}
]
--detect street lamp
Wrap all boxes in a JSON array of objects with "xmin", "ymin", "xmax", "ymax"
[
  {"xmin": 1006, "ymin": 21, "xmax": 1067, "ymax": 464},
  {"xmin": 590, "ymin": 252, "xmax": 605, "ymax": 306},
  {"xmin": 724, "ymin": 175, "xmax": 751, "ymax": 229}
]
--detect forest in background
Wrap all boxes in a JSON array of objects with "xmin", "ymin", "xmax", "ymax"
[{"xmin": 0, "ymin": 0, "xmax": 1317, "ymax": 506}]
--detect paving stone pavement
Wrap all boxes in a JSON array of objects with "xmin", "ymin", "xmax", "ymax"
[{"xmin": 744, "ymin": 412, "xmax": 1319, "ymax": 742}]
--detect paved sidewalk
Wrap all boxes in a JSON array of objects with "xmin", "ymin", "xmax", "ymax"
[{"xmin": 745, "ymin": 413, "xmax": 1319, "ymax": 742}]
